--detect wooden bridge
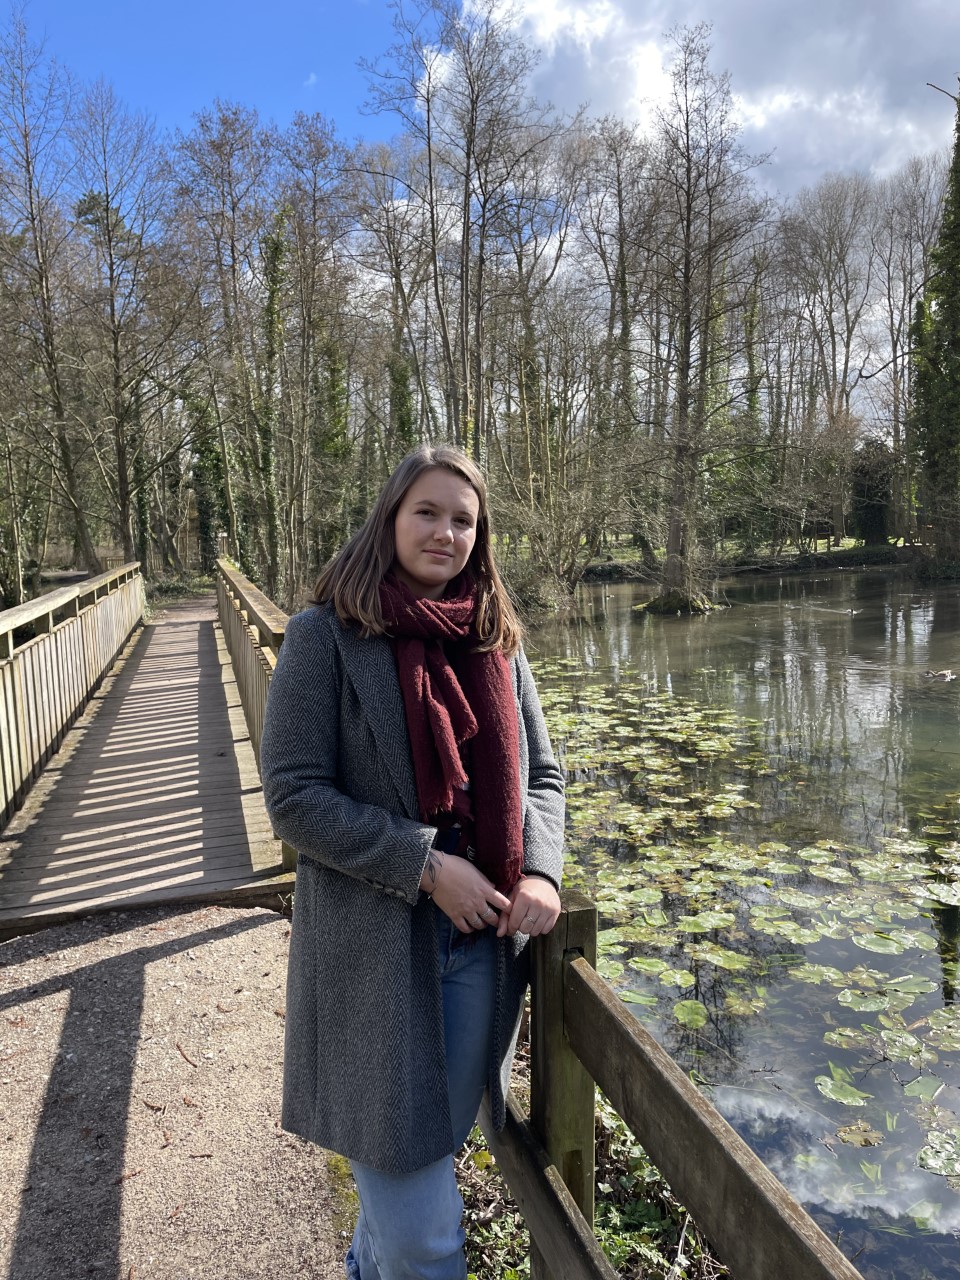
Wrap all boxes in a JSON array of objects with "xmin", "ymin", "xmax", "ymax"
[
  {"xmin": 0, "ymin": 562, "xmax": 293, "ymax": 939},
  {"xmin": 0, "ymin": 562, "xmax": 864, "ymax": 1280}
]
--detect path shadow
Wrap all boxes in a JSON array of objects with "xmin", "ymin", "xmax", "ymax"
[{"xmin": 1, "ymin": 908, "xmax": 276, "ymax": 1279}]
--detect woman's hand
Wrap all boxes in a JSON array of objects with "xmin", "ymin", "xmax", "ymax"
[
  {"xmin": 497, "ymin": 875, "xmax": 561, "ymax": 938},
  {"xmin": 421, "ymin": 850, "xmax": 513, "ymax": 934}
]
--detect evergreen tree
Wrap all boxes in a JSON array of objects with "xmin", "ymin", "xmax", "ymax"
[
  {"xmin": 850, "ymin": 439, "xmax": 893, "ymax": 545},
  {"xmin": 189, "ymin": 398, "xmax": 227, "ymax": 573},
  {"xmin": 911, "ymin": 89, "xmax": 960, "ymax": 558}
]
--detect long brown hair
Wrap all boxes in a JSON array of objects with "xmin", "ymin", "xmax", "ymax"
[{"xmin": 313, "ymin": 446, "xmax": 523, "ymax": 655}]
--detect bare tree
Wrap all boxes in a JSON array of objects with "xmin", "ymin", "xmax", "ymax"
[
  {"xmin": 69, "ymin": 78, "xmax": 191, "ymax": 562},
  {"xmin": 650, "ymin": 24, "xmax": 769, "ymax": 610},
  {"xmin": 870, "ymin": 152, "xmax": 946, "ymax": 538},
  {"xmin": 780, "ymin": 172, "xmax": 877, "ymax": 542},
  {"xmin": 0, "ymin": 13, "xmax": 101, "ymax": 570}
]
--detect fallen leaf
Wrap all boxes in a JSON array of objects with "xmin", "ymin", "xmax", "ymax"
[{"xmin": 837, "ymin": 1120, "xmax": 884, "ymax": 1148}]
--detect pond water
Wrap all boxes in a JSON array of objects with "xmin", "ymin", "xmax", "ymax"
[{"xmin": 529, "ymin": 570, "xmax": 960, "ymax": 1280}]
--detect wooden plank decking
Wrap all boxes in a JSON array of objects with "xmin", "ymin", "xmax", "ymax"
[{"xmin": 0, "ymin": 596, "xmax": 292, "ymax": 938}]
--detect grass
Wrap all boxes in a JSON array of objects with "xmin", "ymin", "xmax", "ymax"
[
  {"xmin": 142, "ymin": 571, "xmax": 216, "ymax": 620},
  {"xmin": 144, "ymin": 570, "xmax": 215, "ymax": 602}
]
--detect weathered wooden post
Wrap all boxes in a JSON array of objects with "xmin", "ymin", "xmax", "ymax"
[
  {"xmin": 529, "ymin": 889, "xmax": 598, "ymax": 1280},
  {"xmin": 214, "ymin": 560, "xmax": 296, "ymax": 873}
]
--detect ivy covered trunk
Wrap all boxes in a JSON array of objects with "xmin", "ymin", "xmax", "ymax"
[{"xmin": 911, "ymin": 92, "xmax": 960, "ymax": 561}]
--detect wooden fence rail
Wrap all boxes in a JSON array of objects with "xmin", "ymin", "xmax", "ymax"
[
  {"xmin": 0, "ymin": 564, "xmax": 144, "ymax": 830},
  {"xmin": 214, "ymin": 560, "xmax": 294, "ymax": 870},
  {"xmin": 481, "ymin": 890, "xmax": 865, "ymax": 1280}
]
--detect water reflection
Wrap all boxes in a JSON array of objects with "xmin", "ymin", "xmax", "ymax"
[
  {"xmin": 531, "ymin": 571, "xmax": 960, "ymax": 1279},
  {"xmin": 714, "ymin": 1085, "xmax": 960, "ymax": 1280},
  {"xmin": 532, "ymin": 572, "xmax": 960, "ymax": 848}
]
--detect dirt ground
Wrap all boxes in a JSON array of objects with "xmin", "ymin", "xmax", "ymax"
[{"xmin": 0, "ymin": 904, "xmax": 349, "ymax": 1280}]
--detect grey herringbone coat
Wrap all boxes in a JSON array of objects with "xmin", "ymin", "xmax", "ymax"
[{"xmin": 260, "ymin": 604, "xmax": 565, "ymax": 1175}]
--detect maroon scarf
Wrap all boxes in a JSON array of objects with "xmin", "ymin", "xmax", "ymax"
[{"xmin": 379, "ymin": 574, "xmax": 524, "ymax": 894}]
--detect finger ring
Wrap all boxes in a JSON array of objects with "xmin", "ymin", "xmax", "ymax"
[{"xmin": 473, "ymin": 914, "xmax": 483, "ymax": 925}]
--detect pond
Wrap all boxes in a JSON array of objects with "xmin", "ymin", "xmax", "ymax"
[{"xmin": 529, "ymin": 569, "xmax": 960, "ymax": 1280}]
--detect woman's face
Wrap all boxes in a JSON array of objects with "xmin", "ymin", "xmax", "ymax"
[{"xmin": 392, "ymin": 468, "xmax": 480, "ymax": 599}]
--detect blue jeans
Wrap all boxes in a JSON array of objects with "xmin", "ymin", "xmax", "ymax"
[{"xmin": 345, "ymin": 908, "xmax": 498, "ymax": 1280}]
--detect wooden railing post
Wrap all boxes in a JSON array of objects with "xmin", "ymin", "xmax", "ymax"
[
  {"xmin": 530, "ymin": 889, "xmax": 598, "ymax": 1280},
  {"xmin": 213, "ymin": 560, "xmax": 294, "ymax": 872}
]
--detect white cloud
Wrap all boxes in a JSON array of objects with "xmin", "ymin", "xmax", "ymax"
[
  {"xmin": 507, "ymin": 0, "xmax": 958, "ymax": 192},
  {"xmin": 621, "ymin": 37, "xmax": 672, "ymax": 130},
  {"xmin": 513, "ymin": 0, "xmax": 620, "ymax": 53},
  {"xmin": 303, "ymin": 71, "xmax": 318, "ymax": 89},
  {"xmin": 734, "ymin": 88, "xmax": 808, "ymax": 134},
  {"xmin": 712, "ymin": 1083, "xmax": 960, "ymax": 1235}
]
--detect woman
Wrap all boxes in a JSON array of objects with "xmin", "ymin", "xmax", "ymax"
[{"xmin": 260, "ymin": 445, "xmax": 565, "ymax": 1280}]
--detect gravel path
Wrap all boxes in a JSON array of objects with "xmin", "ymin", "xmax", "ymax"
[{"xmin": 0, "ymin": 904, "xmax": 347, "ymax": 1280}]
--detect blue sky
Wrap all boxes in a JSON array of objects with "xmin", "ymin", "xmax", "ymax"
[
  {"xmin": 15, "ymin": 0, "xmax": 960, "ymax": 192},
  {"xmin": 21, "ymin": 0, "xmax": 400, "ymax": 142}
]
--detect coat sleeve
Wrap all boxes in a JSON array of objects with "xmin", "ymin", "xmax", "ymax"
[
  {"xmin": 516, "ymin": 648, "xmax": 565, "ymax": 890},
  {"xmin": 260, "ymin": 609, "xmax": 435, "ymax": 906}
]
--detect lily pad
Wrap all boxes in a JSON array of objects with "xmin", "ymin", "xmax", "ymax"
[
  {"xmin": 687, "ymin": 942, "xmax": 753, "ymax": 972},
  {"xmin": 619, "ymin": 989, "xmax": 657, "ymax": 1006},
  {"xmin": 851, "ymin": 932, "xmax": 905, "ymax": 955},
  {"xmin": 673, "ymin": 999, "xmax": 708, "ymax": 1029},
  {"xmin": 880, "ymin": 1029, "xmax": 926, "ymax": 1063},
  {"xmin": 676, "ymin": 910, "xmax": 737, "ymax": 933},
  {"xmin": 815, "ymin": 1076, "xmax": 873, "ymax": 1106},
  {"xmin": 660, "ymin": 968, "xmax": 696, "ymax": 988},
  {"xmin": 890, "ymin": 928, "xmax": 937, "ymax": 952},
  {"xmin": 791, "ymin": 963, "xmax": 846, "ymax": 986},
  {"xmin": 824, "ymin": 1027, "xmax": 878, "ymax": 1052},
  {"xmin": 919, "ymin": 1128, "xmax": 960, "ymax": 1176},
  {"xmin": 778, "ymin": 888, "xmax": 822, "ymax": 910},
  {"xmin": 725, "ymin": 991, "xmax": 766, "ymax": 1016},
  {"xmin": 627, "ymin": 956, "xmax": 668, "ymax": 976},
  {"xmin": 926, "ymin": 1008, "xmax": 960, "ymax": 1052},
  {"xmin": 838, "ymin": 989, "xmax": 889, "ymax": 1012},
  {"xmin": 848, "ymin": 966, "xmax": 888, "ymax": 988},
  {"xmin": 754, "ymin": 919, "xmax": 824, "ymax": 944},
  {"xmin": 920, "ymin": 881, "xmax": 960, "ymax": 907},
  {"xmin": 886, "ymin": 975, "xmax": 938, "ymax": 994},
  {"xmin": 809, "ymin": 865, "xmax": 855, "ymax": 884},
  {"xmin": 905, "ymin": 1076, "xmax": 945, "ymax": 1102}
]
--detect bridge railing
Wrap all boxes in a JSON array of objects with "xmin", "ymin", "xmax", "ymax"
[
  {"xmin": 481, "ymin": 890, "xmax": 865, "ymax": 1280},
  {"xmin": 214, "ymin": 560, "xmax": 295, "ymax": 870},
  {"xmin": 0, "ymin": 563, "xmax": 144, "ymax": 829}
]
